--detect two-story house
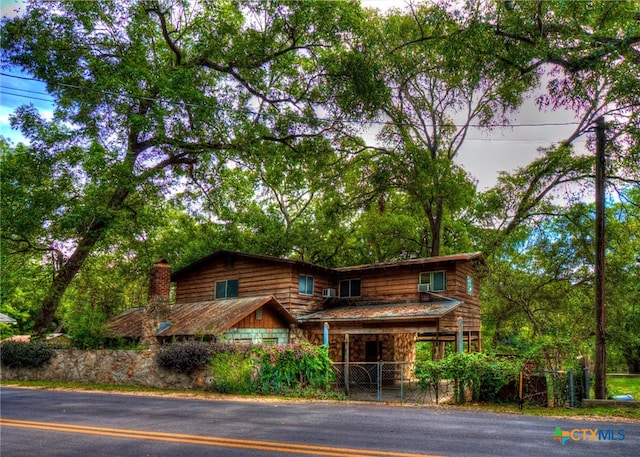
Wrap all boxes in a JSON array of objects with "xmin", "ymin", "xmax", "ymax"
[{"xmin": 108, "ymin": 250, "xmax": 484, "ymax": 364}]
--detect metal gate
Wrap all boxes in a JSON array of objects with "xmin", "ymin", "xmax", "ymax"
[{"xmin": 329, "ymin": 361, "xmax": 454, "ymax": 404}]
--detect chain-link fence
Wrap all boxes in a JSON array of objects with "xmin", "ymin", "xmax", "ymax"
[{"xmin": 329, "ymin": 362, "xmax": 587, "ymax": 406}]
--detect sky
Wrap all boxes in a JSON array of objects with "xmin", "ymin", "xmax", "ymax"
[{"xmin": 0, "ymin": 0, "xmax": 588, "ymax": 191}]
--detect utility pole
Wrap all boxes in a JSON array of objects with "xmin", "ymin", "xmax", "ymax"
[{"xmin": 594, "ymin": 116, "xmax": 607, "ymax": 400}]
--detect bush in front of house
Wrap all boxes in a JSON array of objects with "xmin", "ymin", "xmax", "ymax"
[
  {"xmin": 254, "ymin": 343, "xmax": 333, "ymax": 395},
  {"xmin": 0, "ymin": 340, "xmax": 55, "ymax": 368},
  {"xmin": 156, "ymin": 341, "xmax": 334, "ymax": 397},
  {"xmin": 415, "ymin": 352, "xmax": 522, "ymax": 404},
  {"xmin": 208, "ymin": 344, "xmax": 255, "ymax": 394},
  {"xmin": 156, "ymin": 340, "xmax": 212, "ymax": 374}
]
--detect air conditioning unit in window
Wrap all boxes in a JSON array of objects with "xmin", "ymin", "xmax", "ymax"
[
  {"xmin": 322, "ymin": 288, "xmax": 336, "ymax": 297},
  {"xmin": 418, "ymin": 283, "xmax": 431, "ymax": 293}
]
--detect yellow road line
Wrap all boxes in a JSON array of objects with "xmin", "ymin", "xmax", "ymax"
[{"xmin": 0, "ymin": 419, "xmax": 443, "ymax": 457}]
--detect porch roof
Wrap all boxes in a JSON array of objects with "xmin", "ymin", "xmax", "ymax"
[{"xmin": 299, "ymin": 300, "xmax": 462, "ymax": 324}]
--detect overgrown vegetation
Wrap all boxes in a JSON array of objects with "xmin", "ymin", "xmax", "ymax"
[
  {"xmin": 0, "ymin": 340, "xmax": 55, "ymax": 368},
  {"xmin": 155, "ymin": 341, "xmax": 333, "ymax": 397},
  {"xmin": 208, "ymin": 345, "xmax": 255, "ymax": 394},
  {"xmin": 415, "ymin": 353, "xmax": 522, "ymax": 404},
  {"xmin": 254, "ymin": 344, "xmax": 333, "ymax": 396}
]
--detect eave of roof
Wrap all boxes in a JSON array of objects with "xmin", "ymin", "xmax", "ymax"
[
  {"xmin": 0, "ymin": 312, "xmax": 17, "ymax": 324},
  {"xmin": 335, "ymin": 252, "xmax": 484, "ymax": 273},
  {"xmin": 299, "ymin": 300, "xmax": 462, "ymax": 323},
  {"xmin": 171, "ymin": 250, "xmax": 335, "ymax": 281}
]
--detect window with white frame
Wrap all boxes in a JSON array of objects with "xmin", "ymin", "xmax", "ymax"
[
  {"xmin": 419, "ymin": 271, "xmax": 446, "ymax": 292},
  {"xmin": 339, "ymin": 279, "xmax": 361, "ymax": 298},
  {"xmin": 298, "ymin": 274, "xmax": 314, "ymax": 295},
  {"xmin": 215, "ymin": 279, "xmax": 239, "ymax": 299}
]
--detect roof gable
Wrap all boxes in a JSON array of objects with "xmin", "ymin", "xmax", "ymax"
[
  {"xmin": 108, "ymin": 296, "xmax": 296, "ymax": 338},
  {"xmin": 171, "ymin": 250, "xmax": 335, "ymax": 281}
]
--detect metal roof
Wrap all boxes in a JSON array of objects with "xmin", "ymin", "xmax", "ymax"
[
  {"xmin": 335, "ymin": 252, "xmax": 484, "ymax": 272},
  {"xmin": 108, "ymin": 296, "xmax": 296, "ymax": 338},
  {"xmin": 0, "ymin": 312, "xmax": 17, "ymax": 324},
  {"xmin": 299, "ymin": 300, "xmax": 462, "ymax": 323}
]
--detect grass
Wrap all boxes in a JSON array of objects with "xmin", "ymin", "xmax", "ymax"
[{"xmin": 606, "ymin": 376, "xmax": 640, "ymax": 399}]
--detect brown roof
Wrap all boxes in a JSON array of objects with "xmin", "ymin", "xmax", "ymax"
[
  {"xmin": 108, "ymin": 296, "xmax": 297, "ymax": 338},
  {"xmin": 299, "ymin": 300, "xmax": 462, "ymax": 323}
]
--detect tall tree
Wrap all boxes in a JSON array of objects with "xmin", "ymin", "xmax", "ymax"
[
  {"xmin": 334, "ymin": 3, "xmax": 534, "ymax": 257},
  {"xmin": 1, "ymin": 0, "xmax": 364, "ymax": 334}
]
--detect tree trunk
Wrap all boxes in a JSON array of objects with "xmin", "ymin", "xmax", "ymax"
[
  {"xmin": 425, "ymin": 200, "xmax": 443, "ymax": 257},
  {"xmin": 33, "ymin": 188, "xmax": 130, "ymax": 336}
]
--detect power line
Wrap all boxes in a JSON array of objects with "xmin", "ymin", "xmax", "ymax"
[
  {"xmin": 0, "ymin": 71, "xmax": 582, "ymax": 129},
  {"xmin": 0, "ymin": 89, "xmax": 55, "ymax": 103}
]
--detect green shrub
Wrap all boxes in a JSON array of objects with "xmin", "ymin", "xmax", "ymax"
[
  {"xmin": 415, "ymin": 359, "xmax": 445, "ymax": 403},
  {"xmin": 209, "ymin": 346, "xmax": 255, "ymax": 394},
  {"xmin": 255, "ymin": 343, "xmax": 333, "ymax": 395},
  {"xmin": 415, "ymin": 353, "xmax": 521, "ymax": 404},
  {"xmin": 0, "ymin": 341, "xmax": 55, "ymax": 368},
  {"xmin": 156, "ymin": 340, "xmax": 212, "ymax": 374}
]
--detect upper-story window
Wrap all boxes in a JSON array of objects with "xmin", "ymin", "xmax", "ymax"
[
  {"xmin": 299, "ymin": 274, "xmax": 314, "ymax": 295},
  {"xmin": 466, "ymin": 275, "xmax": 474, "ymax": 294},
  {"xmin": 419, "ymin": 271, "xmax": 446, "ymax": 292},
  {"xmin": 215, "ymin": 279, "xmax": 239, "ymax": 299},
  {"xmin": 339, "ymin": 279, "xmax": 361, "ymax": 298}
]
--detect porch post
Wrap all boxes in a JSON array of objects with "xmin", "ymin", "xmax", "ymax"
[
  {"xmin": 457, "ymin": 317, "xmax": 464, "ymax": 353},
  {"xmin": 344, "ymin": 333, "xmax": 350, "ymax": 395}
]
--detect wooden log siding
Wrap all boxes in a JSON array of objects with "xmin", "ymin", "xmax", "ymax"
[
  {"xmin": 233, "ymin": 306, "xmax": 288, "ymax": 330},
  {"xmin": 332, "ymin": 260, "xmax": 481, "ymax": 334},
  {"xmin": 174, "ymin": 257, "xmax": 330, "ymax": 318},
  {"xmin": 438, "ymin": 261, "xmax": 481, "ymax": 333}
]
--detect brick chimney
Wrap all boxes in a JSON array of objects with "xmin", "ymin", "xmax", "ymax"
[{"xmin": 142, "ymin": 259, "xmax": 171, "ymax": 348}]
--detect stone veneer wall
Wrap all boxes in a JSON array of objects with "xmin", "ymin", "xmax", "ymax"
[{"xmin": 0, "ymin": 349, "xmax": 210, "ymax": 390}]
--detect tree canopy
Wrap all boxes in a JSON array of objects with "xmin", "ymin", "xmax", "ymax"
[{"xmin": 1, "ymin": 0, "xmax": 639, "ymax": 371}]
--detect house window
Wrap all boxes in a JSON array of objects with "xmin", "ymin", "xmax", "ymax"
[
  {"xmin": 339, "ymin": 279, "xmax": 361, "ymax": 298},
  {"xmin": 215, "ymin": 279, "xmax": 239, "ymax": 299},
  {"xmin": 298, "ymin": 274, "xmax": 314, "ymax": 295},
  {"xmin": 466, "ymin": 275, "xmax": 474, "ymax": 294},
  {"xmin": 419, "ymin": 271, "xmax": 446, "ymax": 292}
]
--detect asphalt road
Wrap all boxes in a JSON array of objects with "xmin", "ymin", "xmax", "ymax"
[{"xmin": 0, "ymin": 387, "xmax": 638, "ymax": 457}]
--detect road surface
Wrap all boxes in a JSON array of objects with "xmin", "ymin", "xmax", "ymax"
[{"xmin": 0, "ymin": 387, "xmax": 637, "ymax": 456}]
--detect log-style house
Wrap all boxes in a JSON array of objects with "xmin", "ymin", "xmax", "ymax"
[{"xmin": 108, "ymin": 250, "xmax": 485, "ymax": 363}]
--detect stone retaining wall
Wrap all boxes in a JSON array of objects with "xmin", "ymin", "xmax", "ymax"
[{"xmin": 0, "ymin": 349, "xmax": 209, "ymax": 390}]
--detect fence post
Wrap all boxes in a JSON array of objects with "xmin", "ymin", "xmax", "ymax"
[
  {"xmin": 584, "ymin": 365, "xmax": 590, "ymax": 400},
  {"xmin": 569, "ymin": 369, "xmax": 575, "ymax": 408},
  {"xmin": 400, "ymin": 362, "xmax": 404, "ymax": 402},
  {"xmin": 377, "ymin": 361, "xmax": 382, "ymax": 402},
  {"xmin": 519, "ymin": 371, "xmax": 524, "ymax": 410}
]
